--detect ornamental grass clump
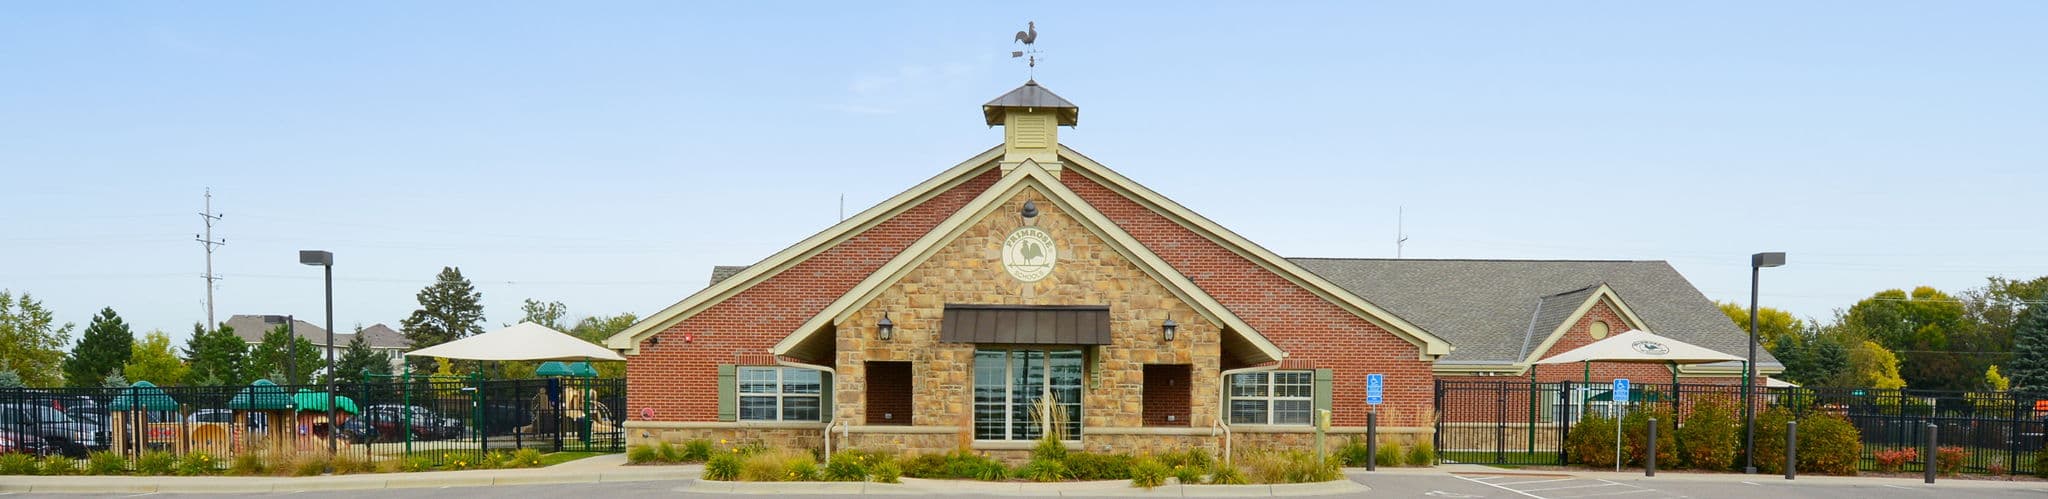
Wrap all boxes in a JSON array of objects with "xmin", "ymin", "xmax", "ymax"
[
  {"xmin": 85, "ymin": 451, "xmax": 127, "ymax": 475},
  {"xmin": 39, "ymin": 455, "xmax": 77, "ymax": 476},
  {"xmin": 287, "ymin": 452, "xmax": 330, "ymax": 477},
  {"xmin": 0, "ymin": 453, "xmax": 39, "ymax": 475},
  {"xmin": 822, "ymin": 451, "xmax": 869, "ymax": 482},
  {"xmin": 681, "ymin": 439, "xmax": 714, "ymax": 462},
  {"xmin": 1061, "ymin": 451, "xmax": 1133, "ymax": 480},
  {"xmin": 1406, "ymin": 442, "xmax": 1435, "ymax": 467},
  {"xmin": 1128, "ymin": 457, "xmax": 1169, "ymax": 489},
  {"xmin": 1020, "ymin": 457, "xmax": 1071, "ymax": 482},
  {"xmin": 1374, "ymin": 443, "xmax": 1401, "ymax": 467},
  {"xmin": 1338, "ymin": 437, "xmax": 1372, "ymax": 467},
  {"xmin": 1235, "ymin": 448, "xmax": 1339, "ymax": 484},
  {"xmin": 737, "ymin": 447, "xmax": 817, "ymax": 482},
  {"xmin": 870, "ymin": 460, "xmax": 903, "ymax": 483},
  {"xmin": 228, "ymin": 451, "xmax": 267, "ymax": 476},
  {"xmin": 627, "ymin": 444, "xmax": 661, "ymax": 464},
  {"xmin": 510, "ymin": 449, "xmax": 545, "ymax": 468},
  {"xmin": 136, "ymin": 451, "xmax": 177, "ymax": 476},
  {"xmin": 702, "ymin": 452, "xmax": 742, "ymax": 481},
  {"xmin": 173, "ymin": 451, "xmax": 218, "ymax": 476},
  {"xmin": 1206, "ymin": 460, "xmax": 1249, "ymax": 485}
]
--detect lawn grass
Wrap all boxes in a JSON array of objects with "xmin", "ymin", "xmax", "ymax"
[{"xmin": 1438, "ymin": 450, "xmax": 1562, "ymax": 466}]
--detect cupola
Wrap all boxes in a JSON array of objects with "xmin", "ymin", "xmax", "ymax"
[{"xmin": 983, "ymin": 80, "xmax": 1078, "ymax": 174}]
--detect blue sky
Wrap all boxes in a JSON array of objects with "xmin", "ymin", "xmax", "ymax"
[{"xmin": 3, "ymin": 2, "xmax": 2044, "ymax": 344}]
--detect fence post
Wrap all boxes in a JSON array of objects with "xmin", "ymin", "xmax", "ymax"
[
  {"xmin": 1785, "ymin": 420, "xmax": 1796, "ymax": 480},
  {"xmin": 1495, "ymin": 382, "xmax": 1507, "ymax": 464},
  {"xmin": 1646, "ymin": 417, "xmax": 1657, "ymax": 477},
  {"xmin": 1432, "ymin": 379, "xmax": 1443, "ymax": 469},
  {"xmin": 1924, "ymin": 422, "xmax": 1937, "ymax": 484},
  {"xmin": 1559, "ymin": 380, "xmax": 1572, "ymax": 465}
]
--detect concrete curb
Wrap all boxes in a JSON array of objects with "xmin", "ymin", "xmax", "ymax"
[
  {"xmin": 689, "ymin": 478, "xmax": 1367, "ymax": 496},
  {"xmin": 0, "ymin": 464, "xmax": 701, "ymax": 494}
]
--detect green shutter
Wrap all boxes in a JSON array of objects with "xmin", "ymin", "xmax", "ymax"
[
  {"xmin": 820, "ymin": 371, "xmax": 834, "ymax": 423},
  {"xmin": 717, "ymin": 364, "xmax": 737, "ymax": 422},
  {"xmin": 1313, "ymin": 369, "xmax": 1334, "ymax": 417},
  {"xmin": 1221, "ymin": 373, "xmax": 1237, "ymax": 424}
]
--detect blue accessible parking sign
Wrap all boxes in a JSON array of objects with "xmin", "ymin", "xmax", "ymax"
[
  {"xmin": 1613, "ymin": 378, "xmax": 1630, "ymax": 403},
  {"xmin": 1366, "ymin": 373, "xmax": 1384, "ymax": 405}
]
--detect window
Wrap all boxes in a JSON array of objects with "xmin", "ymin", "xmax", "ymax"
[
  {"xmin": 738, "ymin": 367, "xmax": 822, "ymax": 421},
  {"xmin": 1228, "ymin": 371, "xmax": 1313, "ymax": 425},
  {"xmin": 973, "ymin": 349, "xmax": 1082, "ymax": 440}
]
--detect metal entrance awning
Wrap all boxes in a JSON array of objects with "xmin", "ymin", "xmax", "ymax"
[{"xmin": 939, "ymin": 304, "xmax": 1110, "ymax": 345}]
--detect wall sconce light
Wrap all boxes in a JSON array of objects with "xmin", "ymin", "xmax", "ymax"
[
  {"xmin": 878, "ymin": 312, "xmax": 894, "ymax": 341},
  {"xmin": 1162, "ymin": 313, "xmax": 1178, "ymax": 342},
  {"xmin": 648, "ymin": 336, "xmax": 660, "ymax": 347}
]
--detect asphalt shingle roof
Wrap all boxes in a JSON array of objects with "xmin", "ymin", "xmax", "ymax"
[
  {"xmin": 223, "ymin": 315, "xmax": 331, "ymax": 346},
  {"xmin": 354, "ymin": 324, "xmax": 411, "ymax": 349},
  {"xmin": 709, "ymin": 266, "xmax": 750, "ymax": 286},
  {"xmin": 1288, "ymin": 258, "xmax": 1777, "ymax": 366}
]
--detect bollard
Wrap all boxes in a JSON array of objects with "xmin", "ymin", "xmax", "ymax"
[
  {"xmin": 1646, "ymin": 418, "xmax": 1657, "ymax": 477},
  {"xmin": 1924, "ymin": 423, "xmax": 1937, "ymax": 484},
  {"xmin": 1366, "ymin": 411, "xmax": 1378, "ymax": 472},
  {"xmin": 1785, "ymin": 420, "xmax": 1797, "ymax": 480}
]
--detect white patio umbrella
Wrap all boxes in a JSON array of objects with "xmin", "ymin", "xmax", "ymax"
[
  {"xmin": 404, "ymin": 322, "xmax": 626, "ymax": 362},
  {"xmin": 1534, "ymin": 329, "xmax": 1744, "ymax": 385}
]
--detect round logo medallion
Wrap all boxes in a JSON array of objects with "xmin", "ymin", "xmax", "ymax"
[
  {"xmin": 1630, "ymin": 340, "xmax": 1670, "ymax": 355},
  {"xmin": 1001, "ymin": 227, "xmax": 1057, "ymax": 282}
]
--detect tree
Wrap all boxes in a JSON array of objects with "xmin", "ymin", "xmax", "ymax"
[
  {"xmin": 0, "ymin": 369, "xmax": 21, "ymax": 389},
  {"xmin": 519, "ymin": 299, "xmax": 568, "ymax": 331},
  {"xmin": 1841, "ymin": 340, "xmax": 1906, "ymax": 390},
  {"xmin": 63, "ymin": 307, "xmax": 134, "ymax": 387},
  {"xmin": 183, "ymin": 323, "xmax": 248, "ymax": 386},
  {"xmin": 1842, "ymin": 287, "xmax": 1974, "ymax": 390},
  {"xmin": 334, "ymin": 330, "xmax": 392, "ymax": 381},
  {"xmin": 399, "ymin": 267, "xmax": 485, "ymax": 373},
  {"xmin": 1768, "ymin": 322, "xmax": 1852, "ymax": 387},
  {"xmin": 0, "ymin": 291, "xmax": 74, "ymax": 387},
  {"xmin": 246, "ymin": 324, "xmax": 320, "ymax": 384},
  {"xmin": 569, "ymin": 313, "xmax": 637, "ymax": 378},
  {"xmin": 2009, "ymin": 293, "xmax": 2048, "ymax": 399},
  {"xmin": 1717, "ymin": 301, "xmax": 1805, "ymax": 350},
  {"xmin": 123, "ymin": 330, "xmax": 188, "ymax": 386}
]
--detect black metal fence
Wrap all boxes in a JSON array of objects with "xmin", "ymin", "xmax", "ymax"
[
  {"xmin": 1435, "ymin": 379, "xmax": 2047, "ymax": 475},
  {"xmin": 0, "ymin": 377, "xmax": 623, "ymax": 468}
]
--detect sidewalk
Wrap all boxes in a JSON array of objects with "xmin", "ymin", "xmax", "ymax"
[
  {"xmin": 684, "ymin": 477, "xmax": 1368, "ymax": 497},
  {"xmin": 0, "ymin": 453, "xmax": 702, "ymax": 495},
  {"xmin": 1357, "ymin": 464, "xmax": 2048, "ymax": 491}
]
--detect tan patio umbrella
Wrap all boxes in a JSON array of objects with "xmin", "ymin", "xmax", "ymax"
[
  {"xmin": 1533, "ymin": 329, "xmax": 1745, "ymax": 385},
  {"xmin": 405, "ymin": 322, "xmax": 626, "ymax": 362}
]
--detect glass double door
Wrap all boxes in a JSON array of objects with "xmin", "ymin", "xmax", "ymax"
[{"xmin": 973, "ymin": 349, "xmax": 1082, "ymax": 441}]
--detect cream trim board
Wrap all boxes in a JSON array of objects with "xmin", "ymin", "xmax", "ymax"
[
  {"xmin": 1518, "ymin": 284, "xmax": 1649, "ymax": 366},
  {"xmin": 623, "ymin": 420, "xmax": 829, "ymax": 431},
  {"xmin": 772, "ymin": 159, "xmax": 1286, "ymax": 364},
  {"xmin": 605, "ymin": 146, "xmax": 1005, "ymax": 353},
  {"xmin": 1054, "ymin": 146, "xmax": 1452, "ymax": 359}
]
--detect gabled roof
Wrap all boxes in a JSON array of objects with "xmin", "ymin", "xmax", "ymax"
[
  {"xmin": 983, "ymin": 81, "xmax": 1079, "ymax": 126},
  {"xmin": 1290, "ymin": 258, "xmax": 1777, "ymax": 367},
  {"xmin": 355, "ymin": 324, "xmax": 410, "ymax": 349},
  {"xmin": 773, "ymin": 159, "xmax": 1284, "ymax": 366},
  {"xmin": 224, "ymin": 314, "xmax": 331, "ymax": 346},
  {"xmin": 708, "ymin": 266, "xmax": 749, "ymax": 286}
]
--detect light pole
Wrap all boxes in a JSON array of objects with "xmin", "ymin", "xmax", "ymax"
[
  {"xmin": 299, "ymin": 250, "xmax": 336, "ymax": 457},
  {"xmin": 1743, "ymin": 251, "xmax": 1786, "ymax": 474}
]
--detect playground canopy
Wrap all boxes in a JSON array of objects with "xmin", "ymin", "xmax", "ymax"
[
  {"xmin": 534, "ymin": 361, "xmax": 600, "ymax": 377},
  {"xmin": 290, "ymin": 389, "xmax": 360, "ymax": 414},
  {"xmin": 108, "ymin": 380, "xmax": 179, "ymax": 411},
  {"xmin": 227, "ymin": 379, "xmax": 293, "ymax": 410},
  {"xmin": 405, "ymin": 322, "xmax": 626, "ymax": 362}
]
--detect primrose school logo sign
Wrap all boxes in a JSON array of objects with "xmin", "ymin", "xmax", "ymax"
[
  {"xmin": 1631, "ymin": 340, "xmax": 1671, "ymax": 356},
  {"xmin": 1002, "ymin": 227, "xmax": 1057, "ymax": 282}
]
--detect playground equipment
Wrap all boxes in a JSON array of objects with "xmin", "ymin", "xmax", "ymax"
[
  {"xmin": 226, "ymin": 379, "xmax": 295, "ymax": 454},
  {"xmin": 288, "ymin": 389, "xmax": 360, "ymax": 450},
  {"xmin": 520, "ymin": 362, "xmax": 618, "ymax": 445}
]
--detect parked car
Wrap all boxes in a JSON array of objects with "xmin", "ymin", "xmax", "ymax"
[
  {"xmin": 476, "ymin": 402, "xmax": 533, "ymax": 436},
  {"xmin": 336, "ymin": 418, "xmax": 380, "ymax": 444},
  {"xmin": 360, "ymin": 407, "xmax": 462, "ymax": 441},
  {"xmin": 0, "ymin": 403, "xmax": 106, "ymax": 457},
  {"xmin": 0, "ymin": 431, "xmax": 50, "ymax": 456}
]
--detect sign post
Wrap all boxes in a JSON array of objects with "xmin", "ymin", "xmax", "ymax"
[
  {"xmin": 1613, "ymin": 378, "xmax": 1630, "ymax": 472},
  {"xmin": 1366, "ymin": 374, "xmax": 1383, "ymax": 471}
]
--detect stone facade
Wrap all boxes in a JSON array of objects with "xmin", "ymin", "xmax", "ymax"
[{"xmin": 832, "ymin": 188, "xmax": 1225, "ymax": 452}]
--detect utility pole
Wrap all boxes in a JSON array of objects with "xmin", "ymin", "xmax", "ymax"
[
  {"xmin": 195, "ymin": 188, "xmax": 226, "ymax": 329},
  {"xmin": 1396, "ymin": 206, "xmax": 1409, "ymax": 259}
]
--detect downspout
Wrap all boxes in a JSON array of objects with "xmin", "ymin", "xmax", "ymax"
[
  {"xmin": 778, "ymin": 358, "xmax": 838, "ymax": 457},
  {"xmin": 1218, "ymin": 363, "xmax": 1281, "ymax": 465}
]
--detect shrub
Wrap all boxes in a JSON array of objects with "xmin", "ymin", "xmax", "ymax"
[
  {"xmin": 2037, "ymin": 445, "xmax": 2048, "ymax": 478},
  {"xmin": 1236, "ymin": 449, "xmax": 1339, "ymax": 484},
  {"xmin": 1621, "ymin": 407, "xmax": 1677, "ymax": 467},
  {"xmin": 655, "ymin": 441, "xmax": 682, "ymax": 463},
  {"xmin": 1565, "ymin": 412, "xmax": 1618, "ymax": 467},
  {"xmin": 1338, "ymin": 437, "xmax": 1372, "ymax": 467},
  {"xmin": 1796, "ymin": 412, "xmax": 1861, "ymax": 476},
  {"xmin": 1935, "ymin": 446, "xmax": 1967, "ymax": 476},
  {"xmin": 1406, "ymin": 442, "xmax": 1435, "ymax": 467},
  {"xmin": 1751, "ymin": 407, "xmax": 1793, "ymax": 475},
  {"xmin": 1020, "ymin": 458, "xmax": 1070, "ymax": 482},
  {"xmin": 897, "ymin": 453, "xmax": 946, "ymax": 478},
  {"xmin": 172, "ymin": 451, "xmax": 216, "ymax": 476},
  {"xmin": 1206, "ymin": 460, "xmax": 1249, "ymax": 485},
  {"xmin": 972, "ymin": 459, "xmax": 1008, "ymax": 481},
  {"xmin": 788, "ymin": 460, "xmax": 820, "ymax": 482},
  {"xmin": 0, "ymin": 453, "xmax": 38, "ymax": 474},
  {"xmin": 871, "ymin": 459, "xmax": 902, "ymax": 483},
  {"xmin": 681, "ymin": 439, "xmax": 714, "ymax": 462},
  {"xmin": 1676, "ymin": 397, "xmax": 1740, "ymax": 471},
  {"xmin": 39, "ymin": 455, "xmax": 77, "ymax": 476},
  {"xmin": 136, "ymin": 451, "xmax": 177, "ymax": 475},
  {"xmin": 85, "ymin": 451, "xmax": 127, "ymax": 475},
  {"xmin": 823, "ymin": 451, "xmax": 869, "ymax": 482},
  {"xmin": 510, "ymin": 448, "xmax": 545, "ymax": 469},
  {"xmin": 1375, "ymin": 443, "xmax": 1402, "ymax": 467},
  {"xmin": 916, "ymin": 450, "xmax": 1007, "ymax": 480},
  {"xmin": 703, "ymin": 452, "xmax": 741, "ymax": 481},
  {"xmin": 1158, "ymin": 448, "xmax": 1214, "ymax": 471},
  {"xmin": 401, "ymin": 455, "xmax": 435, "ymax": 473},
  {"xmin": 1873, "ymin": 447, "xmax": 1918, "ymax": 473},
  {"xmin": 1032, "ymin": 436, "xmax": 1068, "ymax": 461},
  {"xmin": 1063, "ymin": 452, "xmax": 1133, "ymax": 480},
  {"xmin": 288, "ymin": 453, "xmax": 330, "ymax": 477},
  {"xmin": 628, "ymin": 444, "xmax": 660, "ymax": 464},
  {"xmin": 1129, "ymin": 457, "xmax": 1169, "ymax": 489}
]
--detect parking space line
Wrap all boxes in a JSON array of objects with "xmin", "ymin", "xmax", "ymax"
[
  {"xmin": 1453, "ymin": 475, "xmax": 1549, "ymax": 498},
  {"xmin": 1523, "ymin": 483, "xmax": 1624, "ymax": 492},
  {"xmin": 1496, "ymin": 478, "xmax": 1577, "ymax": 486}
]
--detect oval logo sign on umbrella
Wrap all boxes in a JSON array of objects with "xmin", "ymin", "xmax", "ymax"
[{"xmin": 1630, "ymin": 340, "xmax": 1671, "ymax": 355}]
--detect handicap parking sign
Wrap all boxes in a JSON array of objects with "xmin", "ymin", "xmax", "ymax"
[
  {"xmin": 1613, "ymin": 378, "xmax": 1630, "ymax": 403},
  {"xmin": 1366, "ymin": 374, "xmax": 1384, "ymax": 405}
]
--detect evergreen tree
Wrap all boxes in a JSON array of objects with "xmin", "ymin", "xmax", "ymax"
[
  {"xmin": 2009, "ymin": 293, "xmax": 2048, "ymax": 399},
  {"xmin": 182, "ymin": 323, "xmax": 248, "ymax": 386},
  {"xmin": 63, "ymin": 307, "xmax": 134, "ymax": 387},
  {"xmin": 247, "ymin": 324, "xmax": 320, "ymax": 384},
  {"xmin": 399, "ymin": 267, "xmax": 485, "ymax": 373},
  {"xmin": 0, "ymin": 290, "xmax": 74, "ymax": 387},
  {"xmin": 123, "ymin": 330, "xmax": 188, "ymax": 386},
  {"xmin": 335, "ymin": 332, "xmax": 392, "ymax": 381}
]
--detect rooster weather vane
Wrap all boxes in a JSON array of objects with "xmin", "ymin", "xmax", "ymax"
[{"xmin": 1010, "ymin": 21, "xmax": 1041, "ymax": 79}]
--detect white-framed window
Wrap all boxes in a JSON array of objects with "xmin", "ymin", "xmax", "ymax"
[
  {"xmin": 738, "ymin": 367, "xmax": 822, "ymax": 421},
  {"xmin": 1228, "ymin": 371, "xmax": 1313, "ymax": 425},
  {"xmin": 973, "ymin": 349, "xmax": 1083, "ymax": 441}
]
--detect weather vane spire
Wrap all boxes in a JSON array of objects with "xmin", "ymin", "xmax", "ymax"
[{"xmin": 1010, "ymin": 21, "xmax": 1040, "ymax": 80}]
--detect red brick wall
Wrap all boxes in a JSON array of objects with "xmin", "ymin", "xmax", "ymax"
[
  {"xmin": 1142, "ymin": 364, "xmax": 1192, "ymax": 427},
  {"xmin": 864, "ymin": 361, "xmax": 913, "ymax": 425},
  {"xmin": 625, "ymin": 169, "xmax": 1000, "ymax": 422},
  {"xmin": 1063, "ymin": 172, "xmax": 1437, "ymax": 427}
]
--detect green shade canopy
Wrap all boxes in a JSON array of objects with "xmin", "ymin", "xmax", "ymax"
[
  {"xmin": 227, "ymin": 379, "xmax": 294, "ymax": 410},
  {"xmin": 570, "ymin": 362, "xmax": 598, "ymax": 378},
  {"xmin": 290, "ymin": 389, "xmax": 360, "ymax": 414},
  {"xmin": 534, "ymin": 361, "xmax": 574, "ymax": 377},
  {"xmin": 108, "ymin": 381, "xmax": 180, "ymax": 411}
]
